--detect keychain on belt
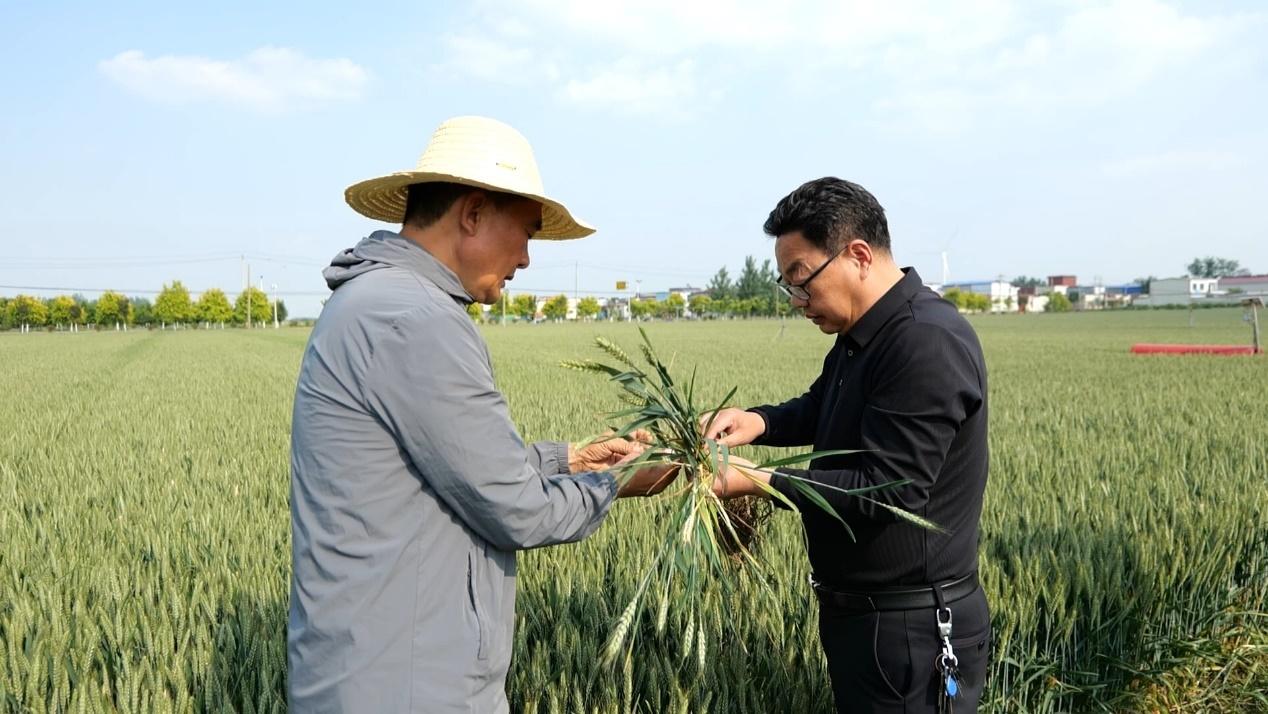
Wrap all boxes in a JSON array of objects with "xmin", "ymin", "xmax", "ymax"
[{"xmin": 932, "ymin": 585, "xmax": 960, "ymax": 714}]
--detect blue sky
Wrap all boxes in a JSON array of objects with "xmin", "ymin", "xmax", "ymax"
[{"xmin": 2, "ymin": 0, "xmax": 1265, "ymax": 317}]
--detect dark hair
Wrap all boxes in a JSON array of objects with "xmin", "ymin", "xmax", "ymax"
[
  {"xmin": 402, "ymin": 182, "xmax": 523, "ymax": 228},
  {"xmin": 763, "ymin": 177, "xmax": 891, "ymax": 253}
]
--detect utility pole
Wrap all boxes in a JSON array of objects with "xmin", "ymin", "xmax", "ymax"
[
  {"xmin": 243, "ymin": 257, "xmax": 251, "ymax": 329},
  {"xmin": 1246, "ymin": 298, "xmax": 1262, "ymax": 354}
]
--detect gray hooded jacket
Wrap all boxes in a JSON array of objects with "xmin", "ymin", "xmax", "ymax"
[{"xmin": 288, "ymin": 230, "xmax": 617, "ymax": 713}]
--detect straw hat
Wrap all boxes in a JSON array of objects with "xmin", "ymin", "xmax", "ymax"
[{"xmin": 345, "ymin": 116, "xmax": 595, "ymax": 240}]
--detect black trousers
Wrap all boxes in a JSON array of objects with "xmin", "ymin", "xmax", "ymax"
[{"xmin": 817, "ymin": 587, "xmax": 991, "ymax": 714}]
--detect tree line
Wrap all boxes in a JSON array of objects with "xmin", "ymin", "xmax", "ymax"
[
  {"xmin": 466, "ymin": 256, "xmax": 797, "ymax": 323},
  {"xmin": 0, "ymin": 281, "xmax": 287, "ymax": 331}
]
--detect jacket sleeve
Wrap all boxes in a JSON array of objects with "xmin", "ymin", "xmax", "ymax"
[
  {"xmin": 363, "ymin": 305, "xmax": 617, "ymax": 551},
  {"xmin": 527, "ymin": 441, "xmax": 571, "ymax": 475},
  {"xmin": 749, "ymin": 341, "xmax": 836, "ymax": 447},
  {"xmin": 769, "ymin": 325, "xmax": 982, "ymax": 522}
]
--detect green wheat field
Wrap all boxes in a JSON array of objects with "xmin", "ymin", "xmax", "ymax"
[{"xmin": 1, "ymin": 309, "xmax": 1265, "ymax": 712}]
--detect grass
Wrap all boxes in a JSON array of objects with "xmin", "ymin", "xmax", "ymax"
[{"xmin": 0, "ymin": 307, "xmax": 1264, "ymax": 712}]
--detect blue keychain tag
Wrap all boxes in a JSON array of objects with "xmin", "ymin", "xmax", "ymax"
[{"xmin": 945, "ymin": 675, "xmax": 958, "ymax": 697}]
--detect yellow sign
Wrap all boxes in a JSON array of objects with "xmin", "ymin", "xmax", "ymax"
[{"xmin": 616, "ymin": 281, "xmax": 627, "ymax": 290}]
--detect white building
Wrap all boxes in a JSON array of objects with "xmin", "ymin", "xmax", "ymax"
[
  {"xmin": 1073, "ymin": 284, "xmax": 1107, "ymax": 310},
  {"xmin": 940, "ymin": 280, "xmax": 1021, "ymax": 313},
  {"xmin": 1022, "ymin": 294, "xmax": 1050, "ymax": 313}
]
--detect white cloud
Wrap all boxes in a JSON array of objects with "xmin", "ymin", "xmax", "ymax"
[
  {"xmin": 443, "ymin": 0, "xmax": 1260, "ymax": 126},
  {"xmin": 1101, "ymin": 150, "xmax": 1244, "ymax": 179},
  {"xmin": 863, "ymin": 0, "xmax": 1255, "ymax": 132},
  {"xmin": 99, "ymin": 47, "xmax": 369, "ymax": 112}
]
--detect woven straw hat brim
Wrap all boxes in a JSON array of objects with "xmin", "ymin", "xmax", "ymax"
[{"xmin": 345, "ymin": 172, "xmax": 595, "ymax": 241}]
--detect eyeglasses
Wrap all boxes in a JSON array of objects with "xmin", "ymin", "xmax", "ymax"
[{"xmin": 776, "ymin": 246, "xmax": 846, "ymax": 301}]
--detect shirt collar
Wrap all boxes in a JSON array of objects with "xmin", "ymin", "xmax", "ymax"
[
  {"xmin": 367, "ymin": 230, "xmax": 475, "ymax": 305},
  {"xmin": 844, "ymin": 267, "xmax": 923, "ymax": 349}
]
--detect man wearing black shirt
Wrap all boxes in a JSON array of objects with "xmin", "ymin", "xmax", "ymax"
[{"xmin": 706, "ymin": 177, "xmax": 991, "ymax": 713}]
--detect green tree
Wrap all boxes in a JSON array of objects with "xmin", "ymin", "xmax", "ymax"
[
  {"xmin": 1046, "ymin": 292, "xmax": 1073, "ymax": 313},
  {"xmin": 707, "ymin": 267, "xmax": 734, "ymax": 300},
  {"xmin": 967, "ymin": 294, "xmax": 991, "ymax": 312},
  {"xmin": 234, "ymin": 287, "xmax": 271, "ymax": 326},
  {"xmin": 736, "ymin": 256, "xmax": 769, "ymax": 301},
  {"xmin": 630, "ymin": 298, "xmax": 657, "ymax": 320},
  {"xmin": 466, "ymin": 302, "xmax": 484, "ymax": 322},
  {"xmin": 542, "ymin": 294, "xmax": 569, "ymax": 321},
  {"xmin": 1011, "ymin": 276, "xmax": 1045, "ymax": 289},
  {"xmin": 512, "ymin": 294, "xmax": 537, "ymax": 320},
  {"xmin": 6, "ymin": 295, "xmax": 48, "ymax": 327},
  {"xmin": 69, "ymin": 295, "xmax": 91, "ymax": 327},
  {"xmin": 94, "ymin": 291, "xmax": 131, "ymax": 326},
  {"xmin": 665, "ymin": 293, "xmax": 686, "ymax": 318},
  {"xmin": 1134, "ymin": 276, "xmax": 1156, "ymax": 295},
  {"xmin": 772, "ymin": 293, "xmax": 792, "ymax": 317},
  {"xmin": 155, "ymin": 281, "xmax": 194, "ymax": 326},
  {"xmin": 689, "ymin": 293, "xmax": 712, "ymax": 317},
  {"xmin": 576, "ymin": 296, "xmax": 600, "ymax": 320},
  {"xmin": 275, "ymin": 299, "xmax": 288, "ymax": 324},
  {"xmin": 131, "ymin": 298, "xmax": 155, "ymax": 327},
  {"xmin": 0, "ymin": 298, "xmax": 9, "ymax": 329},
  {"xmin": 489, "ymin": 294, "xmax": 512, "ymax": 321},
  {"xmin": 1187, "ymin": 256, "xmax": 1248, "ymax": 278},
  {"xmin": 47, "ymin": 295, "xmax": 75, "ymax": 327},
  {"xmin": 196, "ymin": 289, "xmax": 234, "ymax": 326}
]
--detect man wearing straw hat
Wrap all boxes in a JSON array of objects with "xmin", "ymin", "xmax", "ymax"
[{"xmin": 288, "ymin": 116, "xmax": 675, "ymax": 712}]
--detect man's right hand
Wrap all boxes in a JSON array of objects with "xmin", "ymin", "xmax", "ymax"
[
  {"xmin": 616, "ymin": 461, "xmax": 680, "ymax": 498},
  {"xmin": 700, "ymin": 408, "xmax": 766, "ymax": 448}
]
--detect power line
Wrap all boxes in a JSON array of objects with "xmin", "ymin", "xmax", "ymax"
[
  {"xmin": 0, "ymin": 284, "xmax": 330, "ymax": 297},
  {"xmin": 3, "ymin": 252, "xmax": 327, "ymax": 269}
]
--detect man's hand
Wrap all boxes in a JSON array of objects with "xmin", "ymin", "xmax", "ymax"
[
  {"xmin": 569, "ymin": 430, "xmax": 653, "ymax": 473},
  {"xmin": 710, "ymin": 455, "xmax": 770, "ymax": 500},
  {"xmin": 699, "ymin": 408, "xmax": 766, "ymax": 448}
]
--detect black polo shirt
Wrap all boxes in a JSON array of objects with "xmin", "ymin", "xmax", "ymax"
[{"xmin": 751, "ymin": 267, "xmax": 988, "ymax": 590}]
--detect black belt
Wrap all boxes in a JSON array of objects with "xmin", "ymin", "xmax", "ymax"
[{"xmin": 812, "ymin": 572, "xmax": 979, "ymax": 613}]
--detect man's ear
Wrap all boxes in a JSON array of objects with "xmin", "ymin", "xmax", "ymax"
[
  {"xmin": 455, "ymin": 191, "xmax": 490, "ymax": 237},
  {"xmin": 847, "ymin": 239, "xmax": 874, "ymax": 279}
]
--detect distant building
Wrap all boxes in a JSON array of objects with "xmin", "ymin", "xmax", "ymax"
[
  {"xmin": 941, "ymin": 280, "xmax": 1021, "ymax": 313},
  {"xmin": 1144, "ymin": 276, "xmax": 1220, "ymax": 306},
  {"xmin": 604, "ymin": 297, "xmax": 630, "ymax": 321},
  {"xmin": 1219, "ymin": 274, "xmax": 1268, "ymax": 295},
  {"xmin": 533, "ymin": 295, "xmax": 591, "ymax": 321},
  {"xmin": 654, "ymin": 286, "xmax": 700, "ymax": 317},
  {"xmin": 1103, "ymin": 284, "xmax": 1144, "ymax": 308},
  {"xmin": 1069, "ymin": 284, "xmax": 1109, "ymax": 310},
  {"xmin": 1022, "ymin": 294, "xmax": 1050, "ymax": 313}
]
